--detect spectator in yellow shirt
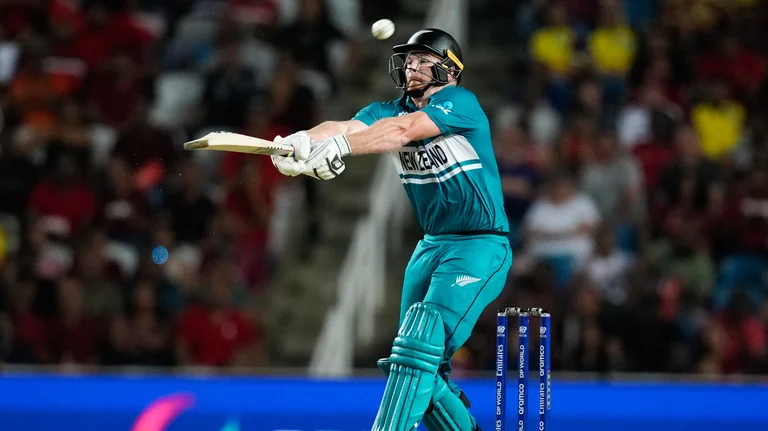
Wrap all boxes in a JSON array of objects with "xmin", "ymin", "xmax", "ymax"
[
  {"xmin": 529, "ymin": 2, "xmax": 576, "ymax": 114},
  {"xmin": 530, "ymin": 2, "xmax": 576, "ymax": 78},
  {"xmin": 691, "ymin": 80, "xmax": 745, "ymax": 160},
  {"xmin": 588, "ymin": 0, "xmax": 637, "ymax": 78},
  {"xmin": 587, "ymin": 0, "xmax": 637, "ymax": 122}
]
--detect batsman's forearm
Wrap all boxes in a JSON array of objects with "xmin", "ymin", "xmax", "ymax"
[
  {"xmin": 308, "ymin": 120, "xmax": 367, "ymax": 141},
  {"xmin": 307, "ymin": 121, "xmax": 348, "ymax": 140},
  {"xmin": 346, "ymin": 118, "xmax": 410, "ymax": 155}
]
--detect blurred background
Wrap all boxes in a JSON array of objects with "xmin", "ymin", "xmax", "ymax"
[{"xmin": 1, "ymin": 0, "xmax": 768, "ymax": 430}]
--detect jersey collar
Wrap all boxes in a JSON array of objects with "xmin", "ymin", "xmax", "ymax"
[{"xmin": 401, "ymin": 94, "xmax": 436, "ymax": 112}]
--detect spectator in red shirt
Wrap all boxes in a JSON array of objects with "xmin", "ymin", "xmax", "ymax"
[
  {"xmin": 719, "ymin": 168, "xmax": 768, "ymax": 255},
  {"xmin": 47, "ymin": 275, "xmax": 102, "ymax": 365},
  {"xmin": 52, "ymin": 2, "xmax": 155, "ymax": 71},
  {"xmin": 219, "ymin": 98, "xmax": 290, "ymax": 205},
  {"xmin": 652, "ymin": 125, "xmax": 724, "ymax": 233},
  {"xmin": 176, "ymin": 258, "xmax": 259, "ymax": 367},
  {"xmin": 697, "ymin": 34, "xmax": 766, "ymax": 100},
  {"xmin": 220, "ymin": 152, "xmax": 280, "ymax": 288},
  {"xmin": 632, "ymin": 136, "xmax": 677, "ymax": 193},
  {"xmin": 28, "ymin": 152, "xmax": 97, "ymax": 237},
  {"xmin": 86, "ymin": 51, "xmax": 150, "ymax": 129},
  {"xmin": 710, "ymin": 292, "xmax": 767, "ymax": 374},
  {"xmin": 558, "ymin": 114, "xmax": 595, "ymax": 173},
  {"xmin": 629, "ymin": 84, "xmax": 681, "ymax": 191}
]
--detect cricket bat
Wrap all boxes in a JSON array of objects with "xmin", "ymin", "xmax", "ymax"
[{"xmin": 183, "ymin": 131, "xmax": 294, "ymax": 156}]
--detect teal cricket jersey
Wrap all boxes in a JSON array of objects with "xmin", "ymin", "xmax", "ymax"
[{"xmin": 351, "ymin": 85, "xmax": 509, "ymax": 236}]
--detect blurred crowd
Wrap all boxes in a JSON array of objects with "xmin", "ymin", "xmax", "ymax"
[
  {"xmin": 2, "ymin": 0, "xmax": 768, "ymax": 379},
  {"xmin": 0, "ymin": 0, "xmax": 358, "ymax": 368},
  {"xmin": 461, "ymin": 0, "xmax": 768, "ymax": 377}
]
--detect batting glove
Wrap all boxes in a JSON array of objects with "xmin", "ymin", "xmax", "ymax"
[
  {"xmin": 276, "ymin": 131, "xmax": 311, "ymax": 160},
  {"xmin": 271, "ymin": 132, "xmax": 312, "ymax": 177},
  {"xmin": 303, "ymin": 135, "xmax": 352, "ymax": 181}
]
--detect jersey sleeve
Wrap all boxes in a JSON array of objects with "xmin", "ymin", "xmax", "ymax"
[
  {"xmin": 420, "ymin": 87, "xmax": 480, "ymax": 135},
  {"xmin": 351, "ymin": 102, "xmax": 383, "ymax": 126}
]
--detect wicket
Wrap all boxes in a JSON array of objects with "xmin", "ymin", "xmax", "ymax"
[{"xmin": 495, "ymin": 307, "xmax": 551, "ymax": 431}]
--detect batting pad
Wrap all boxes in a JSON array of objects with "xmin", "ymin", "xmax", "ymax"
[
  {"xmin": 377, "ymin": 359, "xmax": 478, "ymax": 431},
  {"xmin": 421, "ymin": 375, "xmax": 477, "ymax": 431},
  {"xmin": 372, "ymin": 302, "xmax": 445, "ymax": 431}
]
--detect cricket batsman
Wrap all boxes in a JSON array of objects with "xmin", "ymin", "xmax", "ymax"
[{"xmin": 272, "ymin": 28, "xmax": 512, "ymax": 431}]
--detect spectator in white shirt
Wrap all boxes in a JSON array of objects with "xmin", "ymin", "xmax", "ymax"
[
  {"xmin": 585, "ymin": 225, "xmax": 634, "ymax": 305},
  {"xmin": 523, "ymin": 172, "xmax": 602, "ymax": 275}
]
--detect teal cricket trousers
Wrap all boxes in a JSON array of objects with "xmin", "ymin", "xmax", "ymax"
[{"xmin": 399, "ymin": 233, "xmax": 512, "ymax": 362}]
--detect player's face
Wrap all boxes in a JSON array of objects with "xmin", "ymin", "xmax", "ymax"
[{"xmin": 404, "ymin": 52, "xmax": 441, "ymax": 90}]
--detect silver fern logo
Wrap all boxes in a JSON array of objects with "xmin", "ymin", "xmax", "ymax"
[{"xmin": 452, "ymin": 275, "xmax": 481, "ymax": 287}]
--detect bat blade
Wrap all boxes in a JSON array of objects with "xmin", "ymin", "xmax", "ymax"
[{"xmin": 183, "ymin": 132, "xmax": 294, "ymax": 156}]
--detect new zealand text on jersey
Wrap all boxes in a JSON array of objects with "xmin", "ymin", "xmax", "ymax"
[{"xmin": 398, "ymin": 144, "xmax": 449, "ymax": 172}]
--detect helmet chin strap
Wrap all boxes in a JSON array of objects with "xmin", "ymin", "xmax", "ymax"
[{"xmin": 405, "ymin": 84, "xmax": 431, "ymax": 98}]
